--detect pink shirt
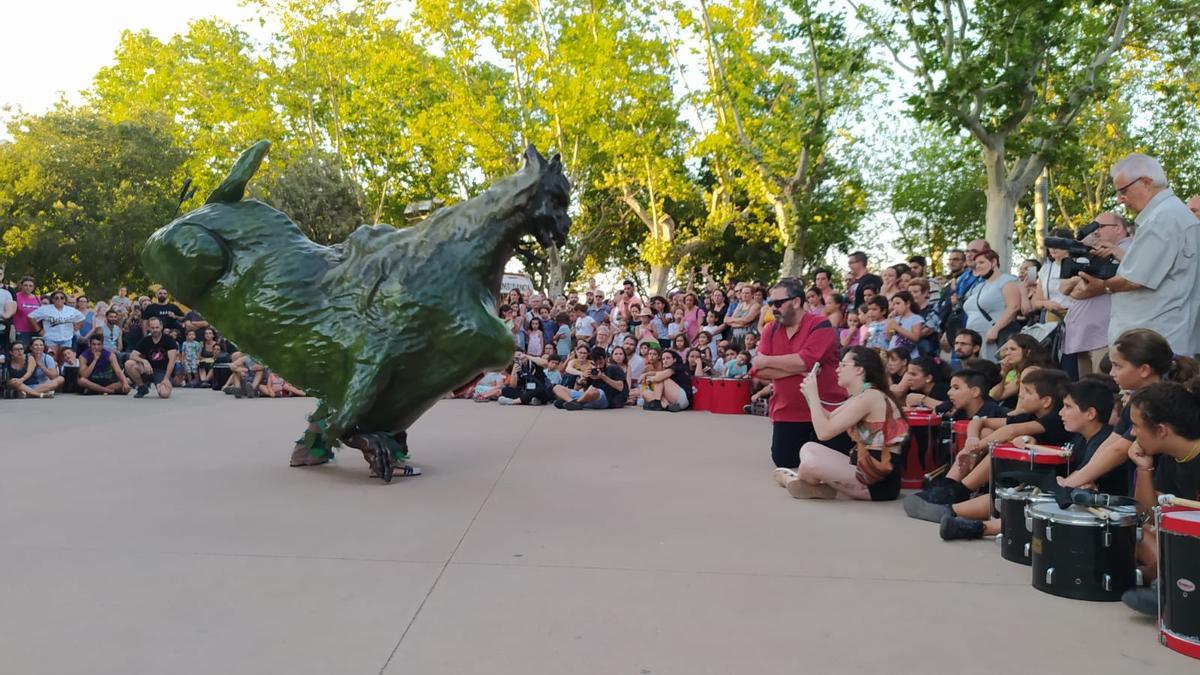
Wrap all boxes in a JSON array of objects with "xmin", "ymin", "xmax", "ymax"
[
  {"xmin": 12, "ymin": 292, "xmax": 40, "ymax": 333},
  {"xmin": 682, "ymin": 306, "xmax": 704, "ymax": 343}
]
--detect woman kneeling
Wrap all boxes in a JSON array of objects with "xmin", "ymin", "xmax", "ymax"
[{"xmin": 788, "ymin": 346, "xmax": 908, "ymax": 501}]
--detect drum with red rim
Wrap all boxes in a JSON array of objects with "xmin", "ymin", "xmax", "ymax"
[
  {"xmin": 989, "ymin": 443, "xmax": 1071, "ymax": 517},
  {"xmin": 692, "ymin": 377, "xmax": 713, "ymax": 412},
  {"xmin": 708, "ymin": 377, "xmax": 751, "ymax": 415},
  {"xmin": 953, "ymin": 420, "xmax": 971, "ymax": 452},
  {"xmin": 902, "ymin": 408, "xmax": 940, "ymax": 489},
  {"xmin": 1159, "ymin": 506, "xmax": 1200, "ymax": 659}
]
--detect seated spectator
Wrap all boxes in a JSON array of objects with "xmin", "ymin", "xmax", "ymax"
[
  {"xmin": 636, "ymin": 308, "xmax": 659, "ymax": 345},
  {"xmin": 991, "ymin": 334, "xmax": 1052, "ymax": 407},
  {"xmin": 27, "ymin": 290, "xmax": 85, "ymax": 357},
  {"xmin": 670, "ymin": 333, "xmax": 690, "ymax": 361},
  {"xmin": 222, "ymin": 352, "xmax": 264, "ymax": 399},
  {"xmin": 884, "ymin": 348, "xmax": 910, "ymax": 389},
  {"xmin": 743, "ymin": 331, "xmax": 760, "ymax": 357},
  {"xmin": 784, "ymin": 346, "xmax": 909, "ymax": 501},
  {"xmin": 470, "ymin": 370, "xmax": 508, "ymax": 401},
  {"xmin": 1121, "ymin": 378, "xmax": 1200, "ymax": 616},
  {"xmin": 861, "ymin": 296, "xmax": 890, "ymax": 351},
  {"xmin": 638, "ymin": 348, "xmax": 690, "ymax": 412},
  {"xmin": 7, "ymin": 337, "xmax": 63, "ymax": 398},
  {"xmin": 949, "ymin": 329, "xmax": 982, "ymax": 371},
  {"xmin": 902, "ymin": 356, "xmax": 951, "ymax": 409},
  {"xmin": 256, "ymin": 372, "xmax": 307, "ymax": 398},
  {"xmin": 687, "ymin": 348, "xmax": 711, "ymax": 379},
  {"xmin": 552, "ymin": 346, "xmax": 627, "ymax": 411},
  {"xmin": 723, "ymin": 351, "xmax": 751, "ymax": 379},
  {"xmin": 124, "ymin": 317, "xmax": 178, "ymax": 399},
  {"xmin": 78, "ymin": 334, "xmax": 130, "ymax": 395}
]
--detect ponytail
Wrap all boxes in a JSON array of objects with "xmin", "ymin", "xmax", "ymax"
[{"xmin": 1167, "ymin": 355, "xmax": 1200, "ymax": 383}]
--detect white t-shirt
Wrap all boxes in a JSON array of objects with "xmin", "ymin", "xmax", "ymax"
[
  {"xmin": 0, "ymin": 288, "xmax": 13, "ymax": 319},
  {"xmin": 574, "ymin": 315, "xmax": 596, "ymax": 338},
  {"xmin": 1037, "ymin": 260, "xmax": 1072, "ymax": 312},
  {"xmin": 28, "ymin": 304, "xmax": 84, "ymax": 342}
]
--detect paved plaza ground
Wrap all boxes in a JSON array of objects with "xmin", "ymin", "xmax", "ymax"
[{"xmin": 1, "ymin": 390, "xmax": 1192, "ymax": 674}]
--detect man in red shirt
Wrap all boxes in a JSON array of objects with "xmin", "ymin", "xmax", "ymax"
[{"xmin": 753, "ymin": 278, "xmax": 851, "ymax": 478}]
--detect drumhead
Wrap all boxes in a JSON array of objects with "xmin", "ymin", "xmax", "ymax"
[
  {"xmin": 1029, "ymin": 503, "xmax": 1138, "ymax": 526},
  {"xmin": 1161, "ymin": 509, "xmax": 1200, "ymax": 537},
  {"xmin": 996, "ymin": 486, "xmax": 1055, "ymax": 502}
]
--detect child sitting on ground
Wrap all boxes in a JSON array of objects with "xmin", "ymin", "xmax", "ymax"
[
  {"xmin": 935, "ymin": 376, "xmax": 1120, "ymax": 541},
  {"xmin": 905, "ymin": 368, "xmax": 1071, "ymax": 521}
]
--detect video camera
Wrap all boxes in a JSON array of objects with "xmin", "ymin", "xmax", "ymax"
[{"xmin": 1043, "ymin": 220, "xmax": 1121, "ymax": 280}]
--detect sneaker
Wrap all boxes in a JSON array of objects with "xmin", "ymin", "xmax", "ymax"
[
  {"xmin": 134, "ymin": 384, "xmax": 150, "ymax": 399},
  {"xmin": 939, "ymin": 515, "xmax": 985, "ymax": 541},
  {"xmin": 553, "ymin": 400, "xmax": 566, "ymax": 409},
  {"xmin": 923, "ymin": 480, "xmax": 972, "ymax": 505},
  {"xmin": 497, "ymin": 396, "xmax": 517, "ymax": 406},
  {"xmin": 1121, "ymin": 582, "xmax": 1158, "ymax": 617},
  {"xmin": 666, "ymin": 402, "xmax": 684, "ymax": 412},
  {"xmin": 743, "ymin": 404, "xmax": 753, "ymax": 414},
  {"xmin": 772, "ymin": 467, "xmax": 798, "ymax": 487},
  {"xmin": 786, "ymin": 478, "xmax": 837, "ymax": 499},
  {"xmin": 903, "ymin": 493, "xmax": 953, "ymax": 523},
  {"xmin": 562, "ymin": 401, "xmax": 584, "ymax": 411},
  {"xmin": 223, "ymin": 385, "xmax": 238, "ymax": 396},
  {"xmin": 528, "ymin": 397, "xmax": 544, "ymax": 406},
  {"xmin": 643, "ymin": 400, "xmax": 664, "ymax": 411}
]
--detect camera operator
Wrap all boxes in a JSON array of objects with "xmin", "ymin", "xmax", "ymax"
[
  {"xmin": 1073, "ymin": 154, "xmax": 1200, "ymax": 356},
  {"xmin": 498, "ymin": 351, "xmax": 555, "ymax": 406},
  {"xmin": 551, "ymin": 346, "xmax": 627, "ymax": 411},
  {"xmin": 1061, "ymin": 212, "xmax": 1132, "ymax": 375}
]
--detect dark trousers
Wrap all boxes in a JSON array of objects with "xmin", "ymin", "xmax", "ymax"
[{"xmin": 771, "ymin": 421, "xmax": 853, "ymax": 468}]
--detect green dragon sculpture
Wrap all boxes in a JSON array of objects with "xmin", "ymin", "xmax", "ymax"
[{"xmin": 142, "ymin": 141, "xmax": 570, "ymax": 481}]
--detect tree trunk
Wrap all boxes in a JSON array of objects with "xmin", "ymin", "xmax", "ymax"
[
  {"xmin": 546, "ymin": 244, "xmax": 566, "ymax": 297},
  {"xmin": 648, "ymin": 265, "xmax": 670, "ymax": 297},
  {"xmin": 776, "ymin": 198, "xmax": 804, "ymax": 278},
  {"xmin": 982, "ymin": 146, "xmax": 1016, "ymax": 272}
]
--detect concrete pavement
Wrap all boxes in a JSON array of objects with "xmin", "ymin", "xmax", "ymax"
[{"xmin": 0, "ymin": 390, "xmax": 1190, "ymax": 674}]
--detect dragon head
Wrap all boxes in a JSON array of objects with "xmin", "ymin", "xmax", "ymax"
[{"xmin": 516, "ymin": 145, "xmax": 571, "ymax": 249}]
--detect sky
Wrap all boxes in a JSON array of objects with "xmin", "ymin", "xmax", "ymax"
[{"xmin": 0, "ymin": 0, "xmax": 259, "ymax": 121}]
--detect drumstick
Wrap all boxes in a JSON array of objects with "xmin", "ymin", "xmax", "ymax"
[
  {"xmin": 1087, "ymin": 506, "xmax": 1112, "ymax": 520},
  {"xmin": 1158, "ymin": 494, "xmax": 1200, "ymax": 509},
  {"xmin": 924, "ymin": 463, "xmax": 949, "ymax": 481},
  {"xmin": 1026, "ymin": 443, "xmax": 1072, "ymax": 457}
]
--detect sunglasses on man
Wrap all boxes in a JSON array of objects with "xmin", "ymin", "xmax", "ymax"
[{"xmin": 768, "ymin": 296, "xmax": 799, "ymax": 309}]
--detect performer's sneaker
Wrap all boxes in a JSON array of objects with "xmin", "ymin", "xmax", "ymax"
[
  {"xmin": 562, "ymin": 401, "xmax": 584, "ymax": 411},
  {"xmin": 134, "ymin": 384, "xmax": 150, "ymax": 399},
  {"xmin": 939, "ymin": 515, "xmax": 985, "ymax": 541},
  {"xmin": 1121, "ymin": 582, "xmax": 1158, "ymax": 617}
]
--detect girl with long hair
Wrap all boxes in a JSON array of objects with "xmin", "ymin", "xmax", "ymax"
[{"xmin": 782, "ymin": 346, "xmax": 909, "ymax": 501}]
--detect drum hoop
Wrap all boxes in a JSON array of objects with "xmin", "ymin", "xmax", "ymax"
[
  {"xmin": 1029, "ymin": 505, "xmax": 1139, "ymax": 527},
  {"xmin": 1160, "ymin": 510, "xmax": 1200, "ymax": 537},
  {"xmin": 991, "ymin": 445, "xmax": 1069, "ymax": 465}
]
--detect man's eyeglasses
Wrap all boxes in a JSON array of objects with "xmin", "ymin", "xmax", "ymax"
[
  {"xmin": 768, "ymin": 296, "xmax": 798, "ymax": 309},
  {"xmin": 1115, "ymin": 176, "xmax": 1142, "ymax": 196}
]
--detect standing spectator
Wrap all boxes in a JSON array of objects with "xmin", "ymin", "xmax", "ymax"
[
  {"xmin": 755, "ymin": 277, "xmax": 850, "ymax": 479},
  {"xmin": 885, "ymin": 291, "xmax": 924, "ymax": 358},
  {"xmin": 1031, "ymin": 229, "xmax": 1074, "ymax": 324},
  {"xmin": 198, "ymin": 327, "xmax": 221, "ymax": 387},
  {"xmin": 90, "ymin": 309, "xmax": 125, "ymax": 356},
  {"xmin": 724, "ymin": 285, "xmax": 760, "ymax": 349},
  {"xmin": 587, "ymin": 290, "xmax": 611, "ymax": 326},
  {"xmin": 124, "ymin": 317, "xmax": 179, "ymax": 399},
  {"xmin": 614, "ymin": 279, "xmax": 641, "ymax": 321},
  {"xmin": 0, "ymin": 266, "xmax": 14, "ymax": 353},
  {"xmin": 27, "ymin": 291, "xmax": 85, "ymax": 357},
  {"xmin": 594, "ymin": 324, "xmax": 615, "ymax": 355},
  {"xmin": 1015, "ymin": 258, "xmax": 1042, "ymax": 324},
  {"xmin": 141, "ymin": 288, "xmax": 185, "ymax": 332},
  {"xmin": 845, "ymin": 251, "xmax": 883, "ymax": 310},
  {"xmin": 73, "ymin": 296, "xmax": 95, "ymax": 349},
  {"xmin": 109, "ymin": 286, "xmax": 132, "ymax": 312},
  {"xmin": 526, "ymin": 317, "xmax": 545, "ymax": 358},
  {"xmin": 879, "ymin": 265, "xmax": 902, "ymax": 299},
  {"xmin": 907, "ymin": 255, "xmax": 939, "ymax": 293},
  {"xmin": 1075, "ymin": 153, "xmax": 1200, "ymax": 356},
  {"xmin": 1062, "ymin": 212, "xmax": 1132, "ymax": 375},
  {"xmin": 963, "ymin": 249, "xmax": 1020, "ymax": 361},
  {"xmin": 571, "ymin": 303, "xmax": 596, "ymax": 345},
  {"xmin": 12, "ymin": 276, "xmax": 41, "ymax": 347},
  {"xmin": 707, "ymin": 288, "xmax": 730, "ymax": 330},
  {"xmin": 906, "ymin": 278, "xmax": 941, "ymax": 356},
  {"xmin": 123, "ymin": 305, "xmax": 145, "ymax": 349},
  {"xmin": 681, "ymin": 292, "xmax": 705, "ymax": 344},
  {"xmin": 78, "ymin": 334, "xmax": 130, "ymax": 395}
]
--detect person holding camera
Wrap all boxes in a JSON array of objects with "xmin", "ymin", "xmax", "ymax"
[
  {"xmin": 1061, "ymin": 212, "xmax": 1132, "ymax": 375},
  {"xmin": 551, "ymin": 346, "xmax": 627, "ymax": 411},
  {"xmin": 1073, "ymin": 154, "xmax": 1200, "ymax": 356}
]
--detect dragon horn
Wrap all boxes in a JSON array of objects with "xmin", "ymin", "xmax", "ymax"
[{"xmin": 206, "ymin": 140, "xmax": 271, "ymax": 204}]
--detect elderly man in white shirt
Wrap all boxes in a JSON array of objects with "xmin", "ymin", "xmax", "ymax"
[{"xmin": 1075, "ymin": 154, "xmax": 1200, "ymax": 356}]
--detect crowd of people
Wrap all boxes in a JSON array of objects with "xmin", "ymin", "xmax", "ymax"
[{"xmin": 3, "ymin": 152, "xmax": 1199, "ymax": 628}]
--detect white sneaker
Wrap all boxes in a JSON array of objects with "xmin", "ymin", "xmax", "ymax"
[
  {"xmin": 772, "ymin": 467, "xmax": 798, "ymax": 488},
  {"xmin": 497, "ymin": 396, "xmax": 517, "ymax": 406},
  {"xmin": 786, "ymin": 478, "xmax": 838, "ymax": 500}
]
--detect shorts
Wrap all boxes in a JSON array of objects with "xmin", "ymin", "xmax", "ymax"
[
  {"xmin": 89, "ymin": 370, "xmax": 117, "ymax": 386},
  {"xmin": 674, "ymin": 391, "xmax": 690, "ymax": 410},
  {"xmin": 568, "ymin": 388, "xmax": 609, "ymax": 410}
]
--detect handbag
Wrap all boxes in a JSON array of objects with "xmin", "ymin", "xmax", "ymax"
[
  {"xmin": 972, "ymin": 284, "xmax": 1020, "ymax": 345},
  {"xmin": 1020, "ymin": 321, "xmax": 1063, "ymax": 361},
  {"xmin": 853, "ymin": 400, "xmax": 907, "ymax": 486}
]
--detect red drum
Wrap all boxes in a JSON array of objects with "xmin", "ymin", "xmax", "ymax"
[
  {"xmin": 709, "ymin": 378, "xmax": 751, "ymax": 414},
  {"xmin": 692, "ymin": 377, "xmax": 713, "ymax": 412},
  {"xmin": 902, "ymin": 408, "xmax": 940, "ymax": 489},
  {"xmin": 989, "ymin": 443, "xmax": 1071, "ymax": 517},
  {"xmin": 953, "ymin": 420, "xmax": 971, "ymax": 452},
  {"xmin": 1159, "ymin": 506, "xmax": 1200, "ymax": 659}
]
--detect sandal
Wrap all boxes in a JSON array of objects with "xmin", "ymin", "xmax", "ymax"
[
  {"xmin": 772, "ymin": 467, "xmax": 798, "ymax": 488},
  {"xmin": 371, "ymin": 464, "xmax": 422, "ymax": 479}
]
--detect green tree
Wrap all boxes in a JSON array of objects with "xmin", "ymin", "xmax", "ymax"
[
  {"xmin": 0, "ymin": 108, "xmax": 188, "ymax": 294},
  {"xmin": 262, "ymin": 150, "xmax": 366, "ymax": 244},
  {"xmin": 851, "ymin": 0, "xmax": 1135, "ymax": 269}
]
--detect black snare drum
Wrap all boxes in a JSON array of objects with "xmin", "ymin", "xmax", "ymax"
[
  {"xmin": 1029, "ymin": 503, "xmax": 1138, "ymax": 601},
  {"xmin": 1159, "ymin": 507, "xmax": 1200, "ymax": 659},
  {"xmin": 995, "ymin": 486, "xmax": 1055, "ymax": 565}
]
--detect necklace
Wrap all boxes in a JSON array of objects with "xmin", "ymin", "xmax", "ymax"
[{"xmin": 1179, "ymin": 440, "xmax": 1200, "ymax": 463}]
